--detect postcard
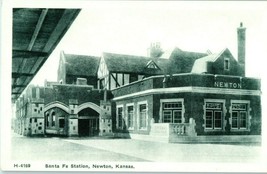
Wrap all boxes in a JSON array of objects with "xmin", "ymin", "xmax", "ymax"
[{"xmin": 1, "ymin": 0, "xmax": 267, "ymax": 172}]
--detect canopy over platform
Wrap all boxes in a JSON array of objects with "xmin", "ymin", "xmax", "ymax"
[{"xmin": 12, "ymin": 8, "xmax": 80, "ymax": 102}]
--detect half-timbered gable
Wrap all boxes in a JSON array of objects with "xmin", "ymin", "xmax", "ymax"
[{"xmin": 98, "ymin": 52, "xmax": 170, "ymax": 90}]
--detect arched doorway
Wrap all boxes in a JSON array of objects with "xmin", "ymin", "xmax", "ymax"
[
  {"xmin": 44, "ymin": 108, "xmax": 68, "ymax": 136},
  {"xmin": 78, "ymin": 107, "xmax": 100, "ymax": 136}
]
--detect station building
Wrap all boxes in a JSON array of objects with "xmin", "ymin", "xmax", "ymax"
[{"xmin": 14, "ymin": 23, "xmax": 262, "ymax": 142}]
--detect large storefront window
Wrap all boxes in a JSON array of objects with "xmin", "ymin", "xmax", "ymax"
[
  {"xmin": 116, "ymin": 105, "xmax": 124, "ymax": 129},
  {"xmin": 138, "ymin": 101, "xmax": 147, "ymax": 130},
  {"xmin": 231, "ymin": 101, "xmax": 249, "ymax": 130},
  {"xmin": 127, "ymin": 105, "xmax": 134, "ymax": 129},
  {"xmin": 204, "ymin": 100, "xmax": 225, "ymax": 130}
]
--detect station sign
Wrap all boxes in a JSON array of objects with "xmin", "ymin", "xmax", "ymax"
[{"xmin": 214, "ymin": 81, "xmax": 242, "ymax": 89}]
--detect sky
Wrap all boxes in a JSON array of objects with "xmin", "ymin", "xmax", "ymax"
[{"xmin": 25, "ymin": 1, "xmax": 267, "ymax": 86}]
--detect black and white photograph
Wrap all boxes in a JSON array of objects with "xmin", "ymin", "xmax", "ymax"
[{"xmin": 1, "ymin": 0, "xmax": 267, "ymax": 172}]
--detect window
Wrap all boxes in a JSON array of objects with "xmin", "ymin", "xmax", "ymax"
[
  {"xmin": 173, "ymin": 110, "xmax": 182, "ymax": 123},
  {"xmin": 46, "ymin": 113, "xmax": 49, "ymax": 127},
  {"xmin": 204, "ymin": 100, "xmax": 225, "ymax": 130},
  {"xmin": 231, "ymin": 101, "xmax": 249, "ymax": 130},
  {"xmin": 163, "ymin": 110, "xmax": 172, "ymax": 123},
  {"xmin": 139, "ymin": 104, "xmax": 147, "ymax": 129},
  {"xmin": 51, "ymin": 112, "xmax": 56, "ymax": 127},
  {"xmin": 116, "ymin": 106, "xmax": 124, "ymax": 129},
  {"xmin": 127, "ymin": 105, "xmax": 134, "ymax": 129},
  {"xmin": 129, "ymin": 74, "xmax": 138, "ymax": 83},
  {"xmin": 162, "ymin": 100, "xmax": 184, "ymax": 123},
  {"xmin": 205, "ymin": 111, "xmax": 213, "ymax": 128},
  {"xmin": 224, "ymin": 58, "xmax": 230, "ymax": 70},
  {"xmin": 138, "ymin": 102, "xmax": 148, "ymax": 130}
]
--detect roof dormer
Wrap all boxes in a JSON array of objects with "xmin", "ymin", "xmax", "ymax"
[{"xmin": 145, "ymin": 60, "xmax": 161, "ymax": 70}]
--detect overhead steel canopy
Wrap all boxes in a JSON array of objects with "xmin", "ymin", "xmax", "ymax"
[{"xmin": 12, "ymin": 8, "xmax": 80, "ymax": 102}]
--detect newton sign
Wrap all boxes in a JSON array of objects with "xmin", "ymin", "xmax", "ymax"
[{"xmin": 214, "ymin": 81, "xmax": 241, "ymax": 89}]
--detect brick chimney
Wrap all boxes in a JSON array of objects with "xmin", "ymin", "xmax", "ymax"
[
  {"xmin": 147, "ymin": 42, "xmax": 163, "ymax": 58},
  {"xmin": 237, "ymin": 22, "xmax": 246, "ymax": 76}
]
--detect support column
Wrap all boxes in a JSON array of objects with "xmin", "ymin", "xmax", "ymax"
[
  {"xmin": 99, "ymin": 100, "xmax": 113, "ymax": 136},
  {"xmin": 68, "ymin": 99, "xmax": 79, "ymax": 136}
]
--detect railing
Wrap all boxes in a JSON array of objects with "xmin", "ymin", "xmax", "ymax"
[
  {"xmin": 150, "ymin": 118, "xmax": 197, "ymax": 137},
  {"xmin": 170, "ymin": 123, "xmax": 187, "ymax": 135}
]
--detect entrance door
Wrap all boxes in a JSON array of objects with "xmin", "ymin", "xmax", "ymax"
[
  {"xmin": 78, "ymin": 107, "xmax": 100, "ymax": 137},
  {"xmin": 88, "ymin": 117, "xmax": 99, "ymax": 136},
  {"xmin": 78, "ymin": 119, "xmax": 89, "ymax": 136}
]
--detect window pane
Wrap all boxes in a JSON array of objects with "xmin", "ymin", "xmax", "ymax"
[
  {"xmin": 205, "ymin": 111, "xmax": 213, "ymax": 128},
  {"xmin": 127, "ymin": 106, "xmax": 134, "ymax": 128},
  {"xmin": 163, "ymin": 102, "xmax": 182, "ymax": 109},
  {"xmin": 232, "ymin": 112, "xmax": 238, "ymax": 128},
  {"xmin": 224, "ymin": 59, "xmax": 229, "ymax": 70},
  {"xmin": 139, "ymin": 104, "xmax": 147, "ymax": 129},
  {"xmin": 214, "ymin": 111, "xmax": 222, "ymax": 129},
  {"xmin": 173, "ymin": 110, "xmax": 182, "ymax": 123},
  {"xmin": 163, "ymin": 111, "xmax": 172, "ymax": 123},
  {"xmin": 240, "ymin": 112, "xmax": 247, "ymax": 128}
]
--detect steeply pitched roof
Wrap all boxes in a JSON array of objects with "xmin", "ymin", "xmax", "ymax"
[
  {"xmin": 191, "ymin": 48, "xmax": 235, "ymax": 73},
  {"xmin": 191, "ymin": 53, "xmax": 220, "ymax": 73},
  {"xmin": 161, "ymin": 47, "xmax": 208, "ymax": 60},
  {"xmin": 166, "ymin": 47, "xmax": 208, "ymax": 73},
  {"xmin": 103, "ymin": 52, "xmax": 170, "ymax": 75},
  {"xmin": 64, "ymin": 53, "xmax": 100, "ymax": 76}
]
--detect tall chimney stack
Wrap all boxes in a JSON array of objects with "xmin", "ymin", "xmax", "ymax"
[{"xmin": 237, "ymin": 22, "xmax": 246, "ymax": 76}]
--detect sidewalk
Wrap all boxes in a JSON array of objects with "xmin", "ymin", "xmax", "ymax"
[{"xmin": 64, "ymin": 138, "xmax": 262, "ymax": 163}]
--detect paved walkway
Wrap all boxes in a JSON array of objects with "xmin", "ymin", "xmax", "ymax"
[
  {"xmin": 11, "ymin": 133, "xmax": 147, "ymax": 161},
  {"xmin": 64, "ymin": 138, "xmax": 263, "ymax": 163}
]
